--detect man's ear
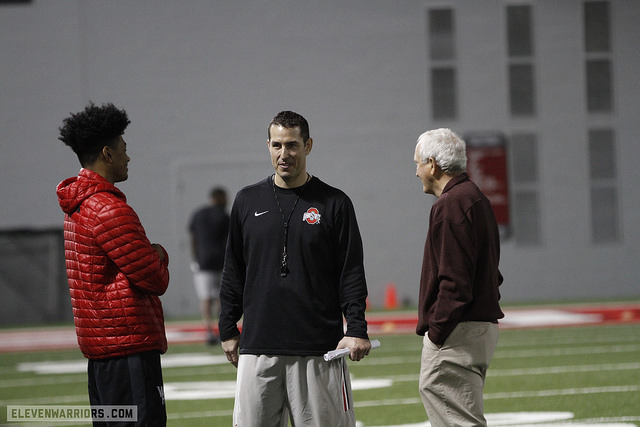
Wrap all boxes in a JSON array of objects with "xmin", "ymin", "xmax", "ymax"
[
  {"xmin": 101, "ymin": 146, "xmax": 112, "ymax": 163},
  {"xmin": 304, "ymin": 138, "xmax": 313, "ymax": 155},
  {"xmin": 430, "ymin": 158, "xmax": 444, "ymax": 178}
]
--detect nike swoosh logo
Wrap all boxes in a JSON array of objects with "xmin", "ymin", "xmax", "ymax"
[{"xmin": 254, "ymin": 211, "xmax": 269, "ymax": 217}]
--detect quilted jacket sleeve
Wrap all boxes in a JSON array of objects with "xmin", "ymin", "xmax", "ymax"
[{"xmin": 94, "ymin": 198, "xmax": 169, "ymax": 295}]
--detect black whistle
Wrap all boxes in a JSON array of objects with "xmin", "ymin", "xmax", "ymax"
[{"xmin": 281, "ymin": 252, "xmax": 289, "ymax": 277}]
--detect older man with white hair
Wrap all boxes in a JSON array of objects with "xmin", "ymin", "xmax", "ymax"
[{"xmin": 413, "ymin": 128, "xmax": 504, "ymax": 427}]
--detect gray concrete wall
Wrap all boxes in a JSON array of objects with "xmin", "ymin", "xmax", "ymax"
[{"xmin": 1, "ymin": 1, "xmax": 638, "ymax": 319}]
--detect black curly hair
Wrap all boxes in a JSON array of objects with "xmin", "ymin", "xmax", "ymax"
[
  {"xmin": 267, "ymin": 111, "xmax": 310, "ymax": 143},
  {"xmin": 58, "ymin": 102, "xmax": 131, "ymax": 167}
]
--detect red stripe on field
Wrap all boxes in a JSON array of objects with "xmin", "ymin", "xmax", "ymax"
[
  {"xmin": 0, "ymin": 304, "xmax": 638, "ymax": 353},
  {"xmin": 566, "ymin": 305, "xmax": 640, "ymax": 324}
]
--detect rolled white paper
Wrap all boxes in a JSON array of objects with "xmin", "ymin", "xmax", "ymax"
[{"xmin": 323, "ymin": 339, "xmax": 381, "ymax": 361}]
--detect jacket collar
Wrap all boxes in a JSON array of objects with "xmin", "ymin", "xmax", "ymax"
[{"xmin": 441, "ymin": 172, "xmax": 469, "ymax": 195}]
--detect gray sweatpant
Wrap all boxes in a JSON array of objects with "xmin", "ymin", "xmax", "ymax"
[{"xmin": 233, "ymin": 354, "xmax": 356, "ymax": 427}]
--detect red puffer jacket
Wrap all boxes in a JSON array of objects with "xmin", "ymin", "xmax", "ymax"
[{"xmin": 57, "ymin": 169, "xmax": 169, "ymax": 359}]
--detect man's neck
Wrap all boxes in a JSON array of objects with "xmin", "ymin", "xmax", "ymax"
[
  {"xmin": 433, "ymin": 175, "xmax": 453, "ymax": 198},
  {"xmin": 274, "ymin": 173, "xmax": 310, "ymax": 189},
  {"xmin": 84, "ymin": 164, "xmax": 115, "ymax": 184}
]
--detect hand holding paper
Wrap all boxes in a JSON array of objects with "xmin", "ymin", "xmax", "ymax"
[{"xmin": 323, "ymin": 339, "xmax": 381, "ymax": 361}]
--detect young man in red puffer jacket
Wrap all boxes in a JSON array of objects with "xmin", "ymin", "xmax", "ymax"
[{"xmin": 56, "ymin": 102, "xmax": 170, "ymax": 426}]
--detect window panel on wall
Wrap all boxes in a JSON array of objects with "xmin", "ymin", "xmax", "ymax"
[
  {"xmin": 509, "ymin": 64, "xmax": 536, "ymax": 116},
  {"xmin": 506, "ymin": 4, "xmax": 536, "ymax": 118},
  {"xmin": 507, "ymin": 5, "xmax": 533, "ymax": 57},
  {"xmin": 427, "ymin": 7, "xmax": 457, "ymax": 121},
  {"xmin": 588, "ymin": 129, "xmax": 616, "ymax": 180},
  {"xmin": 510, "ymin": 133, "xmax": 541, "ymax": 246},
  {"xmin": 586, "ymin": 59, "xmax": 613, "ymax": 112},
  {"xmin": 429, "ymin": 8, "xmax": 455, "ymax": 60},
  {"xmin": 583, "ymin": 2, "xmax": 617, "ymax": 243},
  {"xmin": 511, "ymin": 133, "xmax": 538, "ymax": 184},
  {"xmin": 590, "ymin": 188, "xmax": 620, "ymax": 243},
  {"xmin": 584, "ymin": 1, "xmax": 610, "ymax": 53},
  {"xmin": 513, "ymin": 191, "xmax": 541, "ymax": 246},
  {"xmin": 588, "ymin": 128, "xmax": 620, "ymax": 243},
  {"xmin": 431, "ymin": 67, "xmax": 457, "ymax": 120}
]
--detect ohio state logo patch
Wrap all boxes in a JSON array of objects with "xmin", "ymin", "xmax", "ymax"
[{"xmin": 303, "ymin": 207, "xmax": 321, "ymax": 225}]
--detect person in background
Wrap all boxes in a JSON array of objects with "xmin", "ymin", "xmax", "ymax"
[
  {"xmin": 56, "ymin": 102, "xmax": 170, "ymax": 426},
  {"xmin": 413, "ymin": 128, "xmax": 504, "ymax": 427},
  {"xmin": 189, "ymin": 186, "xmax": 229, "ymax": 344},
  {"xmin": 219, "ymin": 110, "xmax": 372, "ymax": 427}
]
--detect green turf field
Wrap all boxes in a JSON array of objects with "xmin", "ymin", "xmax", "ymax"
[{"xmin": 1, "ymin": 322, "xmax": 639, "ymax": 426}]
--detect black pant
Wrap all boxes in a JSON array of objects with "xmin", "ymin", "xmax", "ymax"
[{"xmin": 88, "ymin": 351, "xmax": 166, "ymax": 426}]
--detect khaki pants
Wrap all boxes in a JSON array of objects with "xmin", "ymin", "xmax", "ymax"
[
  {"xmin": 233, "ymin": 354, "xmax": 356, "ymax": 427},
  {"xmin": 419, "ymin": 322, "xmax": 499, "ymax": 427}
]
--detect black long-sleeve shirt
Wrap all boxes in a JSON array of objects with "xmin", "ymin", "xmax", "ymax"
[
  {"xmin": 219, "ymin": 176, "xmax": 368, "ymax": 356},
  {"xmin": 416, "ymin": 173, "xmax": 504, "ymax": 346}
]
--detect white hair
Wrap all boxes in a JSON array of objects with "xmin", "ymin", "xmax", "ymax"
[{"xmin": 416, "ymin": 128, "xmax": 467, "ymax": 175}]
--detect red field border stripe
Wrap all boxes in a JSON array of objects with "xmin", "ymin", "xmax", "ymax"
[
  {"xmin": 1, "ymin": 303, "xmax": 639, "ymax": 353},
  {"xmin": 565, "ymin": 304, "xmax": 640, "ymax": 324}
]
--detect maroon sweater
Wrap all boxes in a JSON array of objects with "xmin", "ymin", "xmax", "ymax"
[{"xmin": 416, "ymin": 173, "xmax": 504, "ymax": 346}]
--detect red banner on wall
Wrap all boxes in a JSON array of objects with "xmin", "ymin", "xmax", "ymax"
[{"xmin": 464, "ymin": 132, "xmax": 510, "ymax": 239}]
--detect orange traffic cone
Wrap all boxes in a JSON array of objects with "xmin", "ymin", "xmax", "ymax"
[{"xmin": 384, "ymin": 283, "xmax": 399, "ymax": 310}]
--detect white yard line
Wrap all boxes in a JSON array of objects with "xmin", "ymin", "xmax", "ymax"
[
  {"xmin": 494, "ymin": 344, "xmax": 640, "ymax": 359},
  {"xmin": 354, "ymin": 385, "xmax": 640, "ymax": 406},
  {"xmin": 484, "ymin": 385, "xmax": 640, "ymax": 400},
  {"xmin": 167, "ymin": 409, "xmax": 232, "ymax": 419},
  {"xmin": 383, "ymin": 362, "xmax": 640, "ymax": 383},
  {"xmin": 488, "ymin": 362, "xmax": 640, "ymax": 377}
]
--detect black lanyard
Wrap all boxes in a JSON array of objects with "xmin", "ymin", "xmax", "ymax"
[{"xmin": 271, "ymin": 174, "xmax": 310, "ymax": 277}]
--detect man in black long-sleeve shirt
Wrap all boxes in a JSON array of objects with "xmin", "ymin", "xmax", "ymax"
[
  {"xmin": 413, "ymin": 128, "xmax": 503, "ymax": 427},
  {"xmin": 220, "ymin": 111, "xmax": 371, "ymax": 427}
]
